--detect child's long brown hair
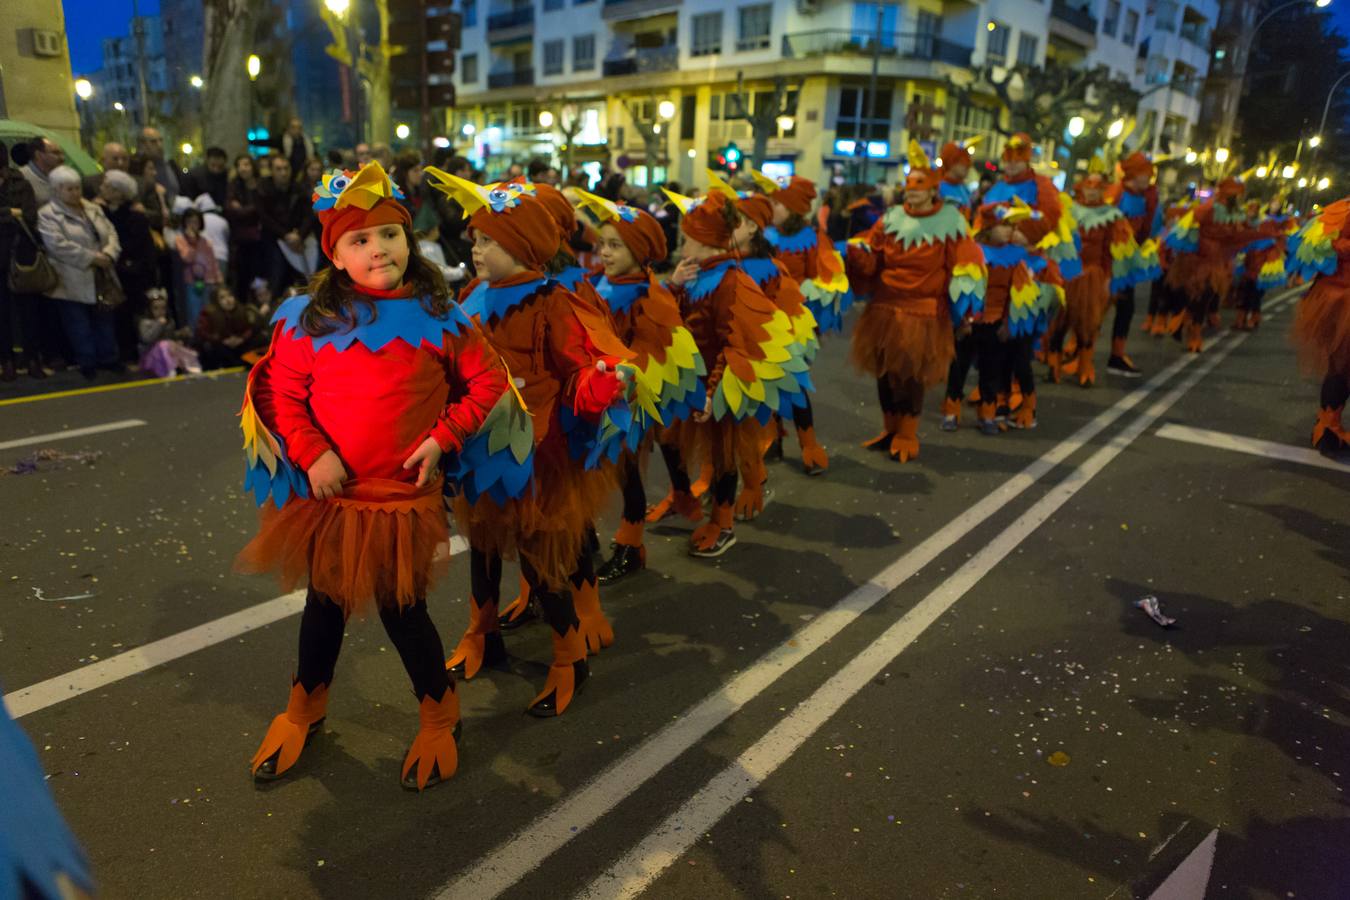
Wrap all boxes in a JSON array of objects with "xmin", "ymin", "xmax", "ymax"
[
  {"xmin": 777, "ymin": 211, "xmax": 809, "ymax": 237},
  {"xmin": 299, "ymin": 225, "xmax": 451, "ymax": 336}
]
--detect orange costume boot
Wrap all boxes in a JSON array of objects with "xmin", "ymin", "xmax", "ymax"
[
  {"xmin": 571, "ymin": 572, "xmax": 614, "ymax": 655},
  {"xmin": 400, "ymin": 688, "xmax": 460, "ymax": 791},
  {"xmin": 690, "ymin": 502, "xmax": 736, "ymax": 557},
  {"xmin": 1312, "ymin": 406, "xmax": 1347, "ymax": 452},
  {"xmin": 1045, "ymin": 350, "xmax": 1062, "ymax": 383},
  {"xmin": 498, "ymin": 573, "xmax": 535, "ymax": 631},
  {"xmin": 1012, "ymin": 393, "xmax": 1038, "ymax": 430},
  {"xmin": 1185, "ymin": 318, "xmax": 1204, "ymax": 353},
  {"xmin": 796, "ymin": 425, "xmax": 829, "ymax": 475},
  {"xmin": 1141, "ymin": 313, "xmax": 1155, "ymax": 333},
  {"xmin": 646, "ymin": 488, "xmax": 704, "ymax": 525},
  {"xmin": 889, "ymin": 414, "xmax": 920, "ymax": 462},
  {"xmin": 940, "ymin": 396, "xmax": 961, "ymax": 431},
  {"xmin": 734, "ymin": 458, "xmax": 767, "ymax": 521},
  {"xmin": 689, "ymin": 461, "xmax": 713, "ymax": 499},
  {"xmin": 528, "ymin": 620, "xmax": 589, "ymax": 717},
  {"xmin": 863, "ymin": 412, "xmax": 899, "ymax": 450},
  {"xmin": 1233, "ymin": 310, "xmax": 1250, "ymax": 331},
  {"xmin": 1076, "ymin": 341, "xmax": 1096, "ymax": 387},
  {"xmin": 447, "ymin": 598, "xmax": 507, "ymax": 679},
  {"xmin": 251, "ymin": 681, "xmax": 329, "ymax": 780}
]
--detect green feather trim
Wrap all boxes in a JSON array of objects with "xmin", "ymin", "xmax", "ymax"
[
  {"xmin": 1072, "ymin": 203, "xmax": 1124, "ymax": 232},
  {"xmin": 882, "ymin": 203, "xmax": 971, "ymax": 249}
]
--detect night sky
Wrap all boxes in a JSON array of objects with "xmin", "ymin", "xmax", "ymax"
[{"xmin": 63, "ymin": 0, "xmax": 1350, "ymax": 77}]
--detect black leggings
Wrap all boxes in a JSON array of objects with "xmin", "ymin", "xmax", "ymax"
[
  {"xmin": 877, "ymin": 375, "xmax": 924, "ymax": 416},
  {"xmin": 946, "ymin": 323, "xmax": 1001, "ymax": 402},
  {"xmin": 658, "ymin": 441, "xmax": 691, "ymax": 494},
  {"xmin": 791, "ymin": 395, "xmax": 814, "ymax": 431},
  {"xmin": 1235, "ymin": 280, "xmax": 1262, "ymax": 313},
  {"xmin": 1323, "ymin": 373, "xmax": 1349, "ymax": 410},
  {"xmin": 469, "ymin": 546, "xmax": 585, "ymax": 639},
  {"xmin": 1112, "ymin": 290, "xmax": 1135, "ymax": 340},
  {"xmin": 296, "ymin": 588, "xmax": 450, "ymax": 702},
  {"xmin": 1001, "ymin": 336, "xmax": 1035, "ymax": 397},
  {"xmin": 619, "ymin": 454, "xmax": 646, "ymax": 523}
]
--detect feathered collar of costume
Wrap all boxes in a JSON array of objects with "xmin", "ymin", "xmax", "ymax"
[
  {"xmin": 689, "ymin": 258, "xmax": 740, "ymax": 302},
  {"xmin": 983, "ymin": 178, "xmax": 1039, "ymax": 207},
  {"xmin": 738, "ymin": 255, "xmax": 780, "ymax": 287},
  {"xmin": 1117, "ymin": 189, "xmax": 1150, "ymax": 217},
  {"xmin": 594, "ymin": 272, "xmax": 649, "ymax": 314},
  {"xmin": 272, "ymin": 288, "xmax": 471, "ymax": 353},
  {"xmin": 981, "ymin": 243, "xmax": 1040, "ymax": 270},
  {"xmin": 549, "ymin": 263, "xmax": 592, "ymax": 293},
  {"xmin": 1212, "ymin": 202, "xmax": 1248, "ymax": 226},
  {"xmin": 1073, "ymin": 202, "xmax": 1125, "ymax": 231},
  {"xmin": 764, "ymin": 225, "xmax": 818, "ymax": 254},
  {"xmin": 460, "ymin": 272, "xmax": 551, "ymax": 322},
  {"xmin": 882, "ymin": 200, "xmax": 969, "ymax": 249},
  {"xmin": 939, "ymin": 180, "xmax": 972, "ymax": 207}
]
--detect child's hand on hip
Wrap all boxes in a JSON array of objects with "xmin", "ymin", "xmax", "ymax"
[
  {"xmin": 402, "ymin": 437, "xmax": 443, "ymax": 488},
  {"xmin": 308, "ymin": 450, "xmax": 348, "ymax": 499}
]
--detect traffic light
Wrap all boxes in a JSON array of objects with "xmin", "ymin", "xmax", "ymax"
[
  {"xmin": 723, "ymin": 142, "xmax": 742, "ymax": 165},
  {"xmin": 247, "ymin": 127, "xmax": 271, "ymax": 158}
]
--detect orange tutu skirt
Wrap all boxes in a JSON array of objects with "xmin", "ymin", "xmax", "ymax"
[
  {"xmin": 849, "ymin": 302, "xmax": 954, "ymax": 387},
  {"xmin": 1063, "ymin": 268, "xmax": 1110, "ymax": 343},
  {"xmin": 234, "ymin": 478, "xmax": 449, "ymax": 615},
  {"xmin": 1293, "ymin": 280, "xmax": 1350, "ymax": 379},
  {"xmin": 453, "ymin": 439, "xmax": 614, "ymax": 588},
  {"xmin": 677, "ymin": 416, "xmax": 767, "ymax": 476}
]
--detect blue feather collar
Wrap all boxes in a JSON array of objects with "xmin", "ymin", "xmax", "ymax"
[
  {"xmin": 595, "ymin": 276, "xmax": 648, "ymax": 314},
  {"xmin": 739, "ymin": 256, "xmax": 779, "ymax": 287},
  {"xmin": 460, "ymin": 276, "xmax": 550, "ymax": 322},
  {"xmin": 689, "ymin": 260, "xmax": 739, "ymax": 302},
  {"xmin": 271, "ymin": 293, "xmax": 471, "ymax": 353},
  {"xmin": 765, "ymin": 226, "xmax": 818, "ymax": 254}
]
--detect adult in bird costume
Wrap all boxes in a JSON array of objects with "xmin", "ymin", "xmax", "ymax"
[
  {"xmin": 571, "ymin": 188, "xmax": 706, "ymax": 582},
  {"xmin": 663, "ymin": 187, "xmax": 808, "ymax": 555},
  {"xmin": 1288, "ymin": 197, "xmax": 1350, "ymax": 451},
  {"xmin": 235, "ymin": 161, "xmax": 509, "ymax": 789},
  {"xmin": 846, "ymin": 140, "xmax": 986, "ymax": 461},
  {"xmin": 981, "ymin": 133, "xmax": 1082, "ymax": 286},
  {"xmin": 423, "ymin": 169, "xmax": 632, "ymax": 717}
]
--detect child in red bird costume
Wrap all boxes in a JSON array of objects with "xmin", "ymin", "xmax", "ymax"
[
  {"xmin": 662, "ymin": 187, "xmax": 807, "ymax": 556},
  {"xmin": 423, "ymin": 170, "xmax": 629, "ymax": 716},
  {"xmin": 1288, "ymin": 197, "xmax": 1350, "ymax": 451},
  {"xmin": 235, "ymin": 161, "xmax": 508, "ymax": 790}
]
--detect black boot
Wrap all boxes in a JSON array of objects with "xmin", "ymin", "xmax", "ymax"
[{"xmin": 597, "ymin": 544, "xmax": 645, "ymax": 585}]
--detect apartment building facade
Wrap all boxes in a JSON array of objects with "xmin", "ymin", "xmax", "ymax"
[{"xmin": 450, "ymin": 0, "xmax": 1217, "ymax": 183}]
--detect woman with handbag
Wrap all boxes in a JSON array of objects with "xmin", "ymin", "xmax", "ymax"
[
  {"xmin": 36, "ymin": 166, "xmax": 123, "ymax": 380},
  {"xmin": 0, "ymin": 140, "xmax": 50, "ymax": 380}
]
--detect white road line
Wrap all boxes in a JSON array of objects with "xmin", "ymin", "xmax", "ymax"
[
  {"xmin": 1155, "ymin": 423, "xmax": 1348, "ymax": 472},
  {"xmin": 3, "ymin": 535, "xmax": 468, "ymax": 720},
  {"xmin": 0, "ymin": 419, "xmax": 148, "ymax": 451},
  {"xmin": 433, "ymin": 294, "xmax": 1298, "ymax": 900},
  {"xmin": 575, "ymin": 293, "xmax": 1257, "ymax": 900},
  {"xmin": 1148, "ymin": 829, "xmax": 1218, "ymax": 900}
]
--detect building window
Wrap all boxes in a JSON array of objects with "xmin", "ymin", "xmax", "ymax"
[
  {"xmin": 915, "ymin": 10, "xmax": 941, "ymax": 55},
  {"xmin": 544, "ymin": 0, "xmax": 563, "ymax": 9},
  {"xmin": 851, "ymin": 3, "xmax": 900, "ymax": 49},
  {"xmin": 681, "ymin": 94, "xmax": 697, "ymax": 139},
  {"xmin": 461, "ymin": 52, "xmax": 478, "ymax": 82},
  {"xmin": 1016, "ymin": 33, "xmax": 1038, "ymax": 65},
  {"xmin": 462, "ymin": 0, "xmax": 476, "ymax": 27},
  {"xmin": 573, "ymin": 34, "xmax": 595, "ymax": 70},
  {"xmin": 836, "ymin": 85, "xmax": 892, "ymax": 143},
  {"xmin": 986, "ymin": 21, "xmax": 1009, "ymax": 63},
  {"xmin": 1122, "ymin": 9, "xmax": 1139, "ymax": 43},
  {"xmin": 691, "ymin": 12, "xmax": 723, "ymax": 56},
  {"xmin": 511, "ymin": 107, "xmax": 533, "ymax": 131},
  {"xmin": 543, "ymin": 40, "xmax": 564, "ymax": 75},
  {"xmin": 1102, "ymin": 0, "xmax": 1121, "ymax": 36},
  {"xmin": 737, "ymin": 4, "xmax": 772, "ymax": 51}
]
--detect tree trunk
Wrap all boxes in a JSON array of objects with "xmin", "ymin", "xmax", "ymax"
[
  {"xmin": 365, "ymin": 0, "xmax": 397, "ymax": 145},
  {"xmin": 750, "ymin": 127, "xmax": 770, "ymax": 168},
  {"xmin": 202, "ymin": 0, "xmax": 259, "ymax": 159}
]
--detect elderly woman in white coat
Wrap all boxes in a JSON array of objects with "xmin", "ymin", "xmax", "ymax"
[{"xmin": 37, "ymin": 165, "xmax": 122, "ymax": 379}]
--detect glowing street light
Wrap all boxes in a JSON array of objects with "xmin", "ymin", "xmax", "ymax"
[
  {"xmin": 1067, "ymin": 116, "xmax": 1085, "ymax": 137},
  {"xmin": 658, "ymin": 100, "xmax": 676, "ymax": 120},
  {"xmin": 1214, "ymin": 147, "xmax": 1230, "ymax": 164},
  {"xmin": 461, "ymin": 122, "xmax": 476, "ymax": 137},
  {"xmin": 247, "ymin": 54, "xmax": 261, "ymax": 81},
  {"xmin": 181, "ymin": 142, "xmax": 194, "ymax": 156},
  {"xmin": 395, "ymin": 123, "xmax": 411, "ymax": 140},
  {"xmin": 687, "ymin": 148, "xmax": 697, "ymax": 158},
  {"xmin": 1318, "ymin": 176, "xmax": 1332, "ymax": 191},
  {"xmin": 189, "ymin": 74, "xmax": 204, "ymax": 89},
  {"xmin": 652, "ymin": 123, "xmax": 661, "ymax": 134},
  {"xmin": 1107, "ymin": 118, "xmax": 1126, "ymax": 139},
  {"xmin": 1282, "ymin": 164, "xmax": 1297, "ymax": 179},
  {"xmin": 1256, "ymin": 166, "xmax": 1269, "ymax": 178},
  {"xmin": 325, "ymin": 0, "xmax": 352, "ymax": 15},
  {"xmin": 433, "ymin": 136, "xmax": 451, "ymax": 148},
  {"xmin": 113, "ymin": 101, "xmax": 125, "ymax": 112},
  {"xmin": 1309, "ymin": 135, "xmax": 1323, "ymax": 148},
  {"xmin": 777, "ymin": 115, "xmax": 795, "ymax": 132},
  {"xmin": 1316, "ymin": 0, "xmax": 1330, "ymax": 8},
  {"xmin": 1298, "ymin": 176, "xmax": 1309, "ymax": 188},
  {"xmin": 74, "ymin": 78, "xmax": 93, "ymax": 100},
  {"xmin": 538, "ymin": 110, "xmax": 554, "ymax": 128},
  {"xmin": 1185, "ymin": 149, "xmax": 1199, "ymax": 164}
]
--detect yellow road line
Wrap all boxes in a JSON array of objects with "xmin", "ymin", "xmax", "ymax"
[{"xmin": 0, "ymin": 368, "xmax": 244, "ymax": 408}]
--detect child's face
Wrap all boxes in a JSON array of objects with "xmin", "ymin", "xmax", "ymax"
[
  {"xmin": 731, "ymin": 215, "xmax": 758, "ymax": 250},
  {"xmin": 598, "ymin": 224, "xmax": 640, "ymax": 278},
  {"xmin": 150, "ymin": 298, "xmax": 168, "ymax": 318},
  {"xmin": 770, "ymin": 198, "xmax": 790, "ymax": 227},
  {"xmin": 252, "ymin": 284, "xmax": 272, "ymax": 306},
  {"xmin": 217, "ymin": 290, "xmax": 238, "ymax": 311},
  {"xmin": 985, "ymin": 223, "xmax": 1013, "ymax": 245},
  {"xmin": 1002, "ymin": 159, "xmax": 1028, "ymax": 178},
  {"xmin": 679, "ymin": 234, "xmax": 720, "ymax": 262},
  {"xmin": 332, "ymin": 223, "xmax": 410, "ymax": 291},
  {"xmin": 1081, "ymin": 185, "xmax": 1104, "ymax": 205},
  {"xmin": 471, "ymin": 230, "xmax": 525, "ymax": 283}
]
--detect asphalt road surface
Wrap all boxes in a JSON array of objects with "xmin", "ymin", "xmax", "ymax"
[{"xmin": 3, "ymin": 284, "xmax": 1347, "ymax": 900}]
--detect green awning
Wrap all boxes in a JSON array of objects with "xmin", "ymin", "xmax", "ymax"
[{"xmin": 0, "ymin": 119, "xmax": 100, "ymax": 176}]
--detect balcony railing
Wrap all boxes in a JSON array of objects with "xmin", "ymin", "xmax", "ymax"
[
  {"xmin": 486, "ymin": 7, "xmax": 534, "ymax": 30},
  {"xmin": 602, "ymin": 0, "xmax": 681, "ymax": 18},
  {"xmin": 487, "ymin": 67, "xmax": 535, "ymax": 88},
  {"xmin": 602, "ymin": 45, "xmax": 679, "ymax": 76},
  {"xmin": 781, "ymin": 30, "xmax": 973, "ymax": 67},
  {"xmin": 1050, "ymin": 0, "xmax": 1097, "ymax": 34}
]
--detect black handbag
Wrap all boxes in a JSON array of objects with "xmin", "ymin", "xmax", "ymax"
[
  {"xmin": 94, "ymin": 265, "xmax": 126, "ymax": 310},
  {"xmin": 7, "ymin": 218, "xmax": 59, "ymax": 295}
]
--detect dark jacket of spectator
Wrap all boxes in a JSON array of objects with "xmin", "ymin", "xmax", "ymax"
[
  {"xmin": 255, "ymin": 178, "xmax": 312, "ymax": 242},
  {"xmin": 181, "ymin": 165, "xmax": 228, "ymax": 208}
]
